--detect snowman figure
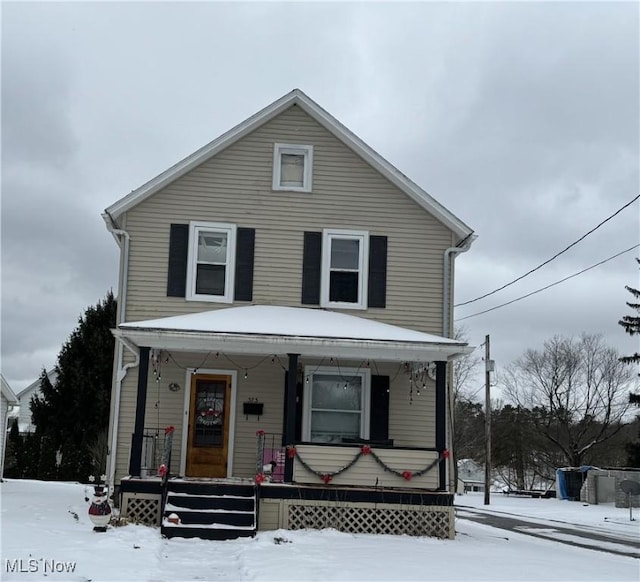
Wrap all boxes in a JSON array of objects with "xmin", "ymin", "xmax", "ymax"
[{"xmin": 87, "ymin": 475, "xmax": 112, "ymax": 532}]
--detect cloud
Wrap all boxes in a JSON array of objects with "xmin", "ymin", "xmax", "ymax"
[{"xmin": 1, "ymin": 2, "xmax": 638, "ymax": 394}]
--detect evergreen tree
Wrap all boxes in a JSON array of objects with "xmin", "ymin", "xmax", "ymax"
[
  {"xmin": 619, "ymin": 257, "xmax": 640, "ymax": 368},
  {"xmin": 30, "ymin": 292, "xmax": 117, "ymax": 481},
  {"xmin": 4, "ymin": 419, "xmax": 21, "ymax": 478},
  {"xmin": 619, "ymin": 258, "xmax": 640, "ymax": 466}
]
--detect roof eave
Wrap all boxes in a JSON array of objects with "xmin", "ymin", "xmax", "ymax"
[{"xmin": 112, "ymin": 328, "xmax": 473, "ymax": 363}]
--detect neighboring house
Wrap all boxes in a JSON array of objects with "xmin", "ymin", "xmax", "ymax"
[
  {"xmin": 16, "ymin": 370, "xmax": 57, "ymax": 434},
  {"xmin": 457, "ymin": 458, "xmax": 485, "ymax": 494},
  {"xmin": 1, "ymin": 375, "xmax": 19, "ymax": 479},
  {"xmin": 103, "ymin": 89, "xmax": 476, "ymax": 540}
]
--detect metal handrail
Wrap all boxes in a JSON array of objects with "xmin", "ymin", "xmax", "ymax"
[{"xmin": 256, "ymin": 432, "xmax": 285, "ymax": 483}]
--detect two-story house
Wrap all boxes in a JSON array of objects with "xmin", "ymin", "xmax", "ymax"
[
  {"xmin": 1, "ymin": 375, "xmax": 19, "ymax": 479},
  {"xmin": 16, "ymin": 370, "xmax": 57, "ymax": 434},
  {"xmin": 103, "ymin": 89, "xmax": 475, "ymax": 540}
]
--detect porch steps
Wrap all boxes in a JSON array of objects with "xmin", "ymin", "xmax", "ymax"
[{"xmin": 161, "ymin": 480, "xmax": 257, "ymax": 541}]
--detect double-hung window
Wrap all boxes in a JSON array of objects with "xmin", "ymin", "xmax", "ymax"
[
  {"xmin": 186, "ymin": 222, "xmax": 237, "ymax": 302},
  {"xmin": 321, "ymin": 229, "xmax": 369, "ymax": 309},
  {"xmin": 303, "ymin": 366, "xmax": 370, "ymax": 443},
  {"xmin": 272, "ymin": 143, "xmax": 313, "ymax": 192}
]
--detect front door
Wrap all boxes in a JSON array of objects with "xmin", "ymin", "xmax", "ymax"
[{"xmin": 186, "ymin": 374, "xmax": 231, "ymax": 478}]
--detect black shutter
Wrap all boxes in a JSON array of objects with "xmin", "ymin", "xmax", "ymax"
[
  {"xmin": 167, "ymin": 224, "xmax": 189, "ymax": 297},
  {"xmin": 234, "ymin": 228, "xmax": 255, "ymax": 302},
  {"xmin": 282, "ymin": 371, "xmax": 304, "ymax": 444},
  {"xmin": 301, "ymin": 232, "xmax": 322, "ymax": 305},
  {"xmin": 368, "ymin": 235, "xmax": 387, "ymax": 308},
  {"xmin": 369, "ymin": 375, "xmax": 390, "ymax": 441}
]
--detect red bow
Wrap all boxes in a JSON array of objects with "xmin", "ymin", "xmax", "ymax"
[
  {"xmin": 321, "ymin": 474, "xmax": 333, "ymax": 484},
  {"xmin": 361, "ymin": 445, "xmax": 372, "ymax": 455},
  {"xmin": 402, "ymin": 471, "xmax": 413, "ymax": 481}
]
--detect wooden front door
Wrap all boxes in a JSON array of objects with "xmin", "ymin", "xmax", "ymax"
[{"xmin": 186, "ymin": 374, "xmax": 231, "ymax": 478}]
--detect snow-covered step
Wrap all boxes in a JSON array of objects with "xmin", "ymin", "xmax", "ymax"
[{"xmin": 161, "ymin": 479, "xmax": 257, "ymax": 540}]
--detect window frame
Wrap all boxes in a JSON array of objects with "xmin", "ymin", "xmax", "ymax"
[
  {"xmin": 302, "ymin": 366, "xmax": 371, "ymax": 443},
  {"xmin": 272, "ymin": 143, "xmax": 314, "ymax": 192},
  {"xmin": 320, "ymin": 228, "xmax": 369, "ymax": 310},
  {"xmin": 185, "ymin": 221, "xmax": 237, "ymax": 303}
]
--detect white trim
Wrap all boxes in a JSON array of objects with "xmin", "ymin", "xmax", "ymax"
[
  {"xmin": 114, "ymin": 329, "xmax": 472, "ymax": 363},
  {"xmin": 1, "ymin": 375, "xmax": 19, "ymax": 404},
  {"xmin": 186, "ymin": 221, "xmax": 237, "ymax": 303},
  {"xmin": 103, "ymin": 89, "xmax": 474, "ymax": 241},
  {"xmin": 321, "ymin": 229, "xmax": 369, "ymax": 310},
  {"xmin": 272, "ymin": 143, "xmax": 313, "ymax": 192},
  {"xmin": 180, "ymin": 368, "xmax": 237, "ymax": 478},
  {"xmin": 302, "ymin": 366, "xmax": 371, "ymax": 442}
]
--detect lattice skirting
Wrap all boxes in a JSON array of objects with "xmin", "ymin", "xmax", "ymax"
[
  {"xmin": 280, "ymin": 500, "xmax": 453, "ymax": 539},
  {"xmin": 120, "ymin": 492, "xmax": 162, "ymax": 526}
]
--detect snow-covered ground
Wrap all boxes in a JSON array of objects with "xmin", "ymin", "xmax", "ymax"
[{"xmin": 1, "ymin": 480, "xmax": 637, "ymax": 581}]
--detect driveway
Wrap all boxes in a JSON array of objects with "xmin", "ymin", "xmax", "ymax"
[{"xmin": 456, "ymin": 504, "xmax": 640, "ymax": 559}]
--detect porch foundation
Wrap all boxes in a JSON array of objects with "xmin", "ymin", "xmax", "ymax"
[{"xmin": 258, "ymin": 483, "xmax": 455, "ymax": 539}]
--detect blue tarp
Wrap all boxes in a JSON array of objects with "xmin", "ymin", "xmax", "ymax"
[{"xmin": 556, "ymin": 466, "xmax": 596, "ymax": 500}]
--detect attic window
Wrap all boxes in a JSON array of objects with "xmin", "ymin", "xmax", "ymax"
[{"xmin": 273, "ymin": 143, "xmax": 313, "ymax": 192}]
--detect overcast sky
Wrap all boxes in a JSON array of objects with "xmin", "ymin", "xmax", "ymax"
[{"xmin": 2, "ymin": 1, "xmax": 639, "ymax": 394}]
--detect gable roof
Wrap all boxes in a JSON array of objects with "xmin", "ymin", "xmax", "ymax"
[
  {"xmin": 17, "ymin": 370, "xmax": 57, "ymax": 400},
  {"xmin": 103, "ymin": 89, "xmax": 474, "ymax": 241},
  {"xmin": 1, "ymin": 375, "xmax": 18, "ymax": 404}
]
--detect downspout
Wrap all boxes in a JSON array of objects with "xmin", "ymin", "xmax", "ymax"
[
  {"xmin": 443, "ymin": 233, "xmax": 476, "ymax": 338},
  {"xmin": 103, "ymin": 211, "xmax": 136, "ymax": 488},
  {"xmin": 442, "ymin": 233, "xmax": 476, "ymax": 493}
]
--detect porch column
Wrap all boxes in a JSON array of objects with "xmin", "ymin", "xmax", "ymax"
[
  {"xmin": 435, "ymin": 360, "xmax": 447, "ymax": 491},
  {"xmin": 283, "ymin": 353, "xmax": 299, "ymax": 482},
  {"xmin": 128, "ymin": 346, "xmax": 150, "ymax": 477}
]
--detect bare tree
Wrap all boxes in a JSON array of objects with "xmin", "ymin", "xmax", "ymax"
[
  {"xmin": 501, "ymin": 334, "xmax": 633, "ymax": 467},
  {"xmin": 452, "ymin": 326, "xmax": 482, "ymax": 405},
  {"xmin": 450, "ymin": 327, "xmax": 483, "ymax": 488}
]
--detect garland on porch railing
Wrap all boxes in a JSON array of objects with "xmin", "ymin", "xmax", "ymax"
[{"xmin": 255, "ymin": 443, "xmax": 449, "ymax": 485}]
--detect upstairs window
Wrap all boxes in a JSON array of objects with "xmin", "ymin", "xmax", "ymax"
[
  {"xmin": 273, "ymin": 143, "xmax": 313, "ymax": 192},
  {"xmin": 186, "ymin": 222, "xmax": 237, "ymax": 303},
  {"xmin": 320, "ymin": 229, "xmax": 369, "ymax": 309}
]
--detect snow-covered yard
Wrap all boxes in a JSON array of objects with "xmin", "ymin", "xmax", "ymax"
[{"xmin": 1, "ymin": 480, "xmax": 637, "ymax": 581}]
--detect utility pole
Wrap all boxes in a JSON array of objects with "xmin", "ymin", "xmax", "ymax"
[{"xmin": 484, "ymin": 334, "xmax": 493, "ymax": 505}]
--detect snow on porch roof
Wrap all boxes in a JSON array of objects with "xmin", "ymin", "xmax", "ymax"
[{"xmin": 116, "ymin": 306, "xmax": 473, "ymax": 362}]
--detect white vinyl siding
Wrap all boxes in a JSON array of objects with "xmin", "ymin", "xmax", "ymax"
[
  {"xmin": 123, "ymin": 106, "xmax": 453, "ymax": 333},
  {"xmin": 293, "ymin": 445, "xmax": 440, "ymax": 489}
]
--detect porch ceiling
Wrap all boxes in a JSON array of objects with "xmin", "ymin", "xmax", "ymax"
[{"xmin": 113, "ymin": 305, "xmax": 473, "ymax": 362}]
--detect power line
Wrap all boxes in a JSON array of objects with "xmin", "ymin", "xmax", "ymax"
[
  {"xmin": 455, "ymin": 243, "xmax": 640, "ymax": 322},
  {"xmin": 455, "ymin": 193, "xmax": 640, "ymax": 307}
]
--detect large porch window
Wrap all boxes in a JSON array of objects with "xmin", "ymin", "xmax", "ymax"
[{"xmin": 302, "ymin": 366, "xmax": 370, "ymax": 443}]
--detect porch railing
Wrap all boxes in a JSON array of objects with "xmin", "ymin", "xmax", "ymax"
[
  {"xmin": 140, "ymin": 428, "xmax": 170, "ymax": 477},
  {"xmin": 256, "ymin": 431, "xmax": 286, "ymax": 483}
]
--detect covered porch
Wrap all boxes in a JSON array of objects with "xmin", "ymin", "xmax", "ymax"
[{"xmin": 111, "ymin": 305, "xmax": 471, "ymax": 538}]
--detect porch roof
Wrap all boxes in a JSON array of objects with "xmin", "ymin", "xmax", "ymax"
[{"xmin": 114, "ymin": 306, "xmax": 473, "ymax": 362}]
